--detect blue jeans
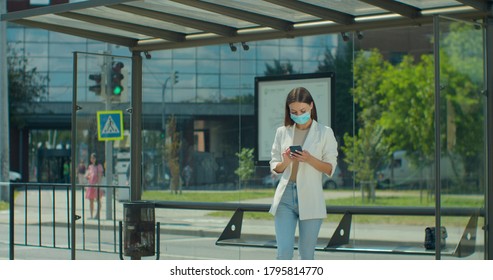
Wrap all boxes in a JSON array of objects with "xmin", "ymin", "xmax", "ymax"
[{"xmin": 274, "ymin": 182, "xmax": 323, "ymax": 260}]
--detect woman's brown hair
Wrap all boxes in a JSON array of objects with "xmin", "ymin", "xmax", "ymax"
[{"xmin": 283, "ymin": 87, "xmax": 318, "ymax": 126}]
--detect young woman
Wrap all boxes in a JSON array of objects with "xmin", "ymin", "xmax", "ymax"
[
  {"xmin": 85, "ymin": 153, "xmax": 104, "ymax": 219},
  {"xmin": 269, "ymin": 87, "xmax": 338, "ymax": 260}
]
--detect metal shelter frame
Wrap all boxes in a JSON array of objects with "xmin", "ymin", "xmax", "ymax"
[{"xmin": 2, "ymin": 0, "xmax": 493, "ymax": 260}]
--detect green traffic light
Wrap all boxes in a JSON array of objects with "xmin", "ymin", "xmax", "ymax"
[{"xmin": 113, "ymin": 85, "xmax": 123, "ymax": 95}]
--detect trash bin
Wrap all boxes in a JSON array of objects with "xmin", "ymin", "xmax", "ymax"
[{"xmin": 123, "ymin": 201, "xmax": 155, "ymax": 259}]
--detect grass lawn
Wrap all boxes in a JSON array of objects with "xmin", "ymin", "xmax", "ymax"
[
  {"xmin": 0, "ymin": 201, "xmax": 7, "ymax": 211},
  {"xmin": 2, "ymin": 189, "xmax": 483, "ymax": 226},
  {"xmin": 142, "ymin": 189, "xmax": 484, "ymax": 226},
  {"xmin": 325, "ymin": 192, "xmax": 483, "ymax": 225},
  {"xmin": 142, "ymin": 189, "xmax": 275, "ymax": 202},
  {"xmin": 327, "ymin": 191, "xmax": 484, "ymax": 208}
]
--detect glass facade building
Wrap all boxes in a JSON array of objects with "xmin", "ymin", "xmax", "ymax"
[{"xmin": 7, "ymin": 21, "xmax": 344, "ymax": 190}]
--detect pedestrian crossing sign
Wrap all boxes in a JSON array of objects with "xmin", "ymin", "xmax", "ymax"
[{"xmin": 97, "ymin": 110, "xmax": 124, "ymax": 141}]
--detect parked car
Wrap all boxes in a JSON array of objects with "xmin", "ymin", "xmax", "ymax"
[
  {"xmin": 376, "ymin": 150, "xmax": 465, "ymax": 189},
  {"xmin": 263, "ymin": 167, "xmax": 343, "ymax": 189},
  {"xmin": 9, "ymin": 171, "xmax": 22, "ymax": 182},
  {"xmin": 262, "ymin": 173, "xmax": 280, "ymax": 187},
  {"xmin": 323, "ymin": 167, "xmax": 343, "ymax": 189}
]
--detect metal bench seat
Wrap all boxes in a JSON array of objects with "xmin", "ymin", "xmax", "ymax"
[{"xmin": 215, "ymin": 207, "xmax": 480, "ymax": 258}]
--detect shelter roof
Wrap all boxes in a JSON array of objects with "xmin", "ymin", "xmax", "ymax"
[{"xmin": 1, "ymin": 0, "xmax": 491, "ymax": 51}]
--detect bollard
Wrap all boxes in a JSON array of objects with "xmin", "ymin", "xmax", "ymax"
[{"xmin": 123, "ymin": 201, "xmax": 155, "ymax": 260}]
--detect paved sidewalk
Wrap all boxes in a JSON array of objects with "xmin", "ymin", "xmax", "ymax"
[
  {"xmin": 0, "ymin": 189, "xmax": 485, "ymax": 260},
  {"xmin": 0, "ymin": 189, "xmax": 444, "ymax": 242}
]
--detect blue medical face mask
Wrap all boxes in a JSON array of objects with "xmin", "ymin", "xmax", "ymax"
[{"xmin": 290, "ymin": 111, "xmax": 311, "ymax": 125}]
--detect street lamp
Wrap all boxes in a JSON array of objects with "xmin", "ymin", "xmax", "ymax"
[
  {"xmin": 161, "ymin": 71, "xmax": 179, "ymax": 133},
  {"xmin": 161, "ymin": 76, "xmax": 170, "ymax": 135},
  {"xmin": 161, "ymin": 71, "xmax": 179, "ymax": 189}
]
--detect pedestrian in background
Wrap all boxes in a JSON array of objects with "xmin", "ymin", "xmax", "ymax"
[
  {"xmin": 77, "ymin": 159, "xmax": 86, "ymax": 185},
  {"xmin": 269, "ymin": 87, "xmax": 338, "ymax": 260},
  {"xmin": 85, "ymin": 153, "xmax": 104, "ymax": 219},
  {"xmin": 63, "ymin": 160, "xmax": 71, "ymax": 183},
  {"xmin": 182, "ymin": 164, "xmax": 193, "ymax": 188}
]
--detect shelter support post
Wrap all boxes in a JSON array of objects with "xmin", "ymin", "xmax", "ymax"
[
  {"xmin": 130, "ymin": 51, "xmax": 143, "ymax": 201},
  {"xmin": 485, "ymin": 16, "xmax": 493, "ymax": 260}
]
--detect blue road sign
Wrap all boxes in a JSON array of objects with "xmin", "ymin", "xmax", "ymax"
[{"xmin": 97, "ymin": 110, "xmax": 124, "ymax": 141}]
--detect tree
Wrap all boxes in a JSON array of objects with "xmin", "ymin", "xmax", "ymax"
[
  {"xmin": 346, "ymin": 50, "xmax": 438, "ymax": 197},
  {"xmin": 264, "ymin": 59, "xmax": 297, "ymax": 76},
  {"xmin": 1, "ymin": 44, "xmax": 49, "ymax": 200},
  {"xmin": 375, "ymin": 23, "xmax": 483, "ymax": 193},
  {"xmin": 341, "ymin": 50, "xmax": 392, "ymax": 200},
  {"xmin": 235, "ymin": 147, "xmax": 255, "ymax": 189},
  {"xmin": 7, "ymin": 44, "xmax": 48, "ymax": 127},
  {"xmin": 317, "ymin": 43, "xmax": 355, "ymax": 142},
  {"xmin": 164, "ymin": 115, "xmax": 181, "ymax": 194},
  {"xmin": 316, "ymin": 43, "xmax": 356, "ymax": 185},
  {"xmin": 342, "ymin": 123, "xmax": 387, "ymax": 201},
  {"xmin": 439, "ymin": 22, "xmax": 484, "ymax": 192},
  {"xmin": 344, "ymin": 21, "xmax": 483, "ymax": 199}
]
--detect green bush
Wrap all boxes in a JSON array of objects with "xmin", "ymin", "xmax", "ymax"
[{"xmin": 0, "ymin": 201, "xmax": 8, "ymax": 211}]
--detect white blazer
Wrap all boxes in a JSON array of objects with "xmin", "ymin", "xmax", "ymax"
[{"xmin": 269, "ymin": 120, "xmax": 338, "ymax": 220}]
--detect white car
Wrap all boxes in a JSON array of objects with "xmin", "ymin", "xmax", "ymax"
[
  {"xmin": 262, "ymin": 173, "xmax": 280, "ymax": 187},
  {"xmin": 263, "ymin": 168, "xmax": 343, "ymax": 189},
  {"xmin": 376, "ymin": 150, "xmax": 464, "ymax": 189},
  {"xmin": 9, "ymin": 171, "xmax": 22, "ymax": 182}
]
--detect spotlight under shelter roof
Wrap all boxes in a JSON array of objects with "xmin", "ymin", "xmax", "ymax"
[{"xmin": 1, "ymin": 0, "xmax": 489, "ymax": 52}]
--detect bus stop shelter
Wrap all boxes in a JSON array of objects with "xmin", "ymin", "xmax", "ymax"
[{"xmin": 2, "ymin": 0, "xmax": 493, "ymax": 260}]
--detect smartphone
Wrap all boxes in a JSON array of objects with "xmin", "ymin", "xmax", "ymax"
[{"xmin": 289, "ymin": 145, "xmax": 302, "ymax": 154}]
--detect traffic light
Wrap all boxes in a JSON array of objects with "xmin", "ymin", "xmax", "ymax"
[
  {"xmin": 172, "ymin": 71, "xmax": 179, "ymax": 85},
  {"xmin": 89, "ymin": 73, "xmax": 103, "ymax": 95},
  {"xmin": 110, "ymin": 61, "xmax": 124, "ymax": 96},
  {"xmin": 160, "ymin": 130, "xmax": 166, "ymax": 139}
]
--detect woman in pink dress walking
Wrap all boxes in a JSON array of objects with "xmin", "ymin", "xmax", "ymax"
[{"xmin": 85, "ymin": 153, "xmax": 104, "ymax": 219}]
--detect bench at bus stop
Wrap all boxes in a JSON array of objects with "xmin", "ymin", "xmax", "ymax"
[{"xmin": 153, "ymin": 201, "xmax": 483, "ymax": 258}]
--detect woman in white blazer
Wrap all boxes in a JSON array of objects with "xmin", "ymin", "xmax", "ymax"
[{"xmin": 269, "ymin": 87, "xmax": 338, "ymax": 260}]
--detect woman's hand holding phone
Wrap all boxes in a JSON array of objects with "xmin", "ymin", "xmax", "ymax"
[
  {"xmin": 289, "ymin": 145, "xmax": 312, "ymax": 163},
  {"xmin": 289, "ymin": 146, "xmax": 302, "ymax": 161},
  {"xmin": 289, "ymin": 145, "xmax": 302, "ymax": 156}
]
